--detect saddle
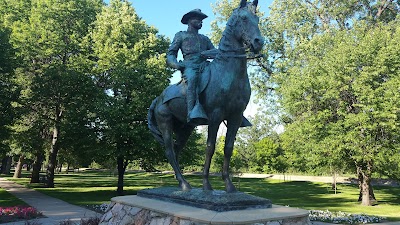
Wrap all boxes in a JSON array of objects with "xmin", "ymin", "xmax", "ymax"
[
  {"xmin": 160, "ymin": 62, "xmax": 251, "ymax": 127},
  {"xmin": 161, "ymin": 63, "xmax": 211, "ymax": 105}
]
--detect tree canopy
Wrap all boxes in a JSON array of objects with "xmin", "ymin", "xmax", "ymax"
[
  {"xmin": 88, "ymin": 0, "xmax": 173, "ymax": 194},
  {"xmin": 0, "ymin": 0, "xmax": 176, "ymax": 191},
  {"xmin": 210, "ymin": 0, "xmax": 400, "ymax": 206}
]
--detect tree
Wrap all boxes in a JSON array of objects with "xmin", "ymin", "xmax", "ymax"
[
  {"xmin": 10, "ymin": 113, "xmax": 50, "ymax": 182},
  {"xmin": 0, "ymin": 21, "xmax": 18, "ymax": 174},
  {"xmin": 267, "ymin": 0, "xmax": 400, "ymax": 205},
  {"xmin": 6, "ymin": 0, "xmax": 103, "ymax": 187},
  {"xmin": 234, "ymin": 113, "xmax": 278, "ymax": 172},
  {"xmin": 56, "ymin": 85, "xmax": 104, "ymax": 171},
  {"xmin": 211, "ymin": 0, "xmax": 400, "ymax": 206},
  {"xmin": 253, "ymin": 137, "xmax": 285, "ymax": 173},
  {"xmin": 89, "ymin": 0, "xmax": 172, "ymax": 195},
  {"xmin": 176, "ymin": 131, "xmax": 204, "ymax": 171},
  {"xmin": 212, "ymin": 136, "xmax": 242, "ymax": 173}
]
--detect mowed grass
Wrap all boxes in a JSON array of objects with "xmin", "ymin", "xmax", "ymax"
[
  {"xmin": 0, "ymin": 187, "xmax": 27, "ymax": 207},
  {"xmin": 236, "ymin": 178, "xmax": 400, "ymax": 220},
  {"xmin": 6, "ymin": 170, "xmax": 400, "ymax": 221}
]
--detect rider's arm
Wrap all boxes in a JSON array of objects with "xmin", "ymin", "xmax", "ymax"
[
  {"xmin": 201, "ymin": 49, "xmax": 219, "ymax": 59},
  {"xmin": 206, "ymin": 37, "xmax": 216, "ymax": 50},
  {"xmin": 166, "ymin": 32, "xmax": 185, "ymax": 70},
  {"xmin": 201, "ymin": 36, "xmax": 218, "ymax": 59}
]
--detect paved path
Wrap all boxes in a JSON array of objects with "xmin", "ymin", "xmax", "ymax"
[
  {"xmin": 1, "ymin": 176, "xmax": 399, "ymax": 225},
  {"xmin": 238, "ymin": 173, "xmax": 351, "ymax": 183},
  {"xmin": 0, "ymin": 177, "xmax": 101, "ymax": 225}
]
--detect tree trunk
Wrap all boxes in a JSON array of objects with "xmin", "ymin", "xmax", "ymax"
[
  {"xmin": 332, "ymin": 171, "xmax": 337, "ymax": 194},
  {"xmin": 31, "ymin": 153, "xmax": 44, "ymax": 183},
  {"xmin": 46, "ymin": 115, "xmax": 61, "ymax": 188},
  {"xmin": 360, "ymin": 173, "xmax": 371, "ymax": 206},
  {"xmin": 13, "ymin": 155, "xmax": 25, "ymax": 178},
  {"xmin": 1, "ymin": 157, "xmax": 9, "ymax": 174},
  {"xmin": 58, "ymin": 163, "xmax": 62, "ymax": 173},
  {"xmin": 2, "ymin": 156, "xmax": 12, "ymax": 175},
  {"xmin": 66, "ymin": 163, "xmax": 70, "ymax": 174},
  {"xmin": 357, "ymin": 162, "xmax": 376, "ymax": 206},
  {"xmin": 116, "ymin": 155, "xmax": 127, "ymax": 196}
]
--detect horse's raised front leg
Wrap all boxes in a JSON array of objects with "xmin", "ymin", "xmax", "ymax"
[
  {"xmin": 223, "ymin": 117, "xmax": 242, "ymax": 193},
  {"xmin": 203, "ymin": 122, "xmax": 220, "ymax": 191}
]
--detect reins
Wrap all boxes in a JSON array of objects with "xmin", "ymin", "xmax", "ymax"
[
  {"xmin": 220, "ymin": 52, "xmax": 264, "ymax": 59},
  {"xmin": 217, "ymin": 48, "xmax": 264, "ymax": 59}
]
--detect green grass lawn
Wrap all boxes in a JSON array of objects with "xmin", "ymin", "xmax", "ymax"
[
  {"xmin": 6, "ymin": 170, "xmax": 400, "ymax": 221},
  {"xmin": 0, "ymin": 187, "xmax": 27, "ymax": 207}
]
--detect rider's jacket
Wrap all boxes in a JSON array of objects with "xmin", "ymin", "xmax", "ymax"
[{"xmin": 167, "ymin": 31, "xmax": 215, "ymax": 70}]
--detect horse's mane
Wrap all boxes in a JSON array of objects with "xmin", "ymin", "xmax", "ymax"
[{"xmin": 218, "ymin": 2, "xmax": 257, "ymax": 52}]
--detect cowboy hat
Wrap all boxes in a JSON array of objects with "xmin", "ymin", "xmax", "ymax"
[{"xmin": 181, "ymin": 9, "xmax": 208, "ymax": 24}]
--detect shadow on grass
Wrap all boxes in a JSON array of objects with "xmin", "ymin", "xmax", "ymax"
[
  {"xmin": 373, "ymin": 186, "xmax": 400, "ymax": 204},
  {"xmin": 232, "ymin": 179, "xmax": 351, "ymax": 208},
  {"xmin": 0, "ymin": 188, "xmax": 28, "ymax": 206},
  {"xmin": 36, "ymin": 188, "xmax": 138, "ymax": 206}
]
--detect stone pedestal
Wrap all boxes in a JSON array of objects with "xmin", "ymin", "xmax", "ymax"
[{"xmin": 99, "ymin": 195, "xmax": 311, "ymax": 225}]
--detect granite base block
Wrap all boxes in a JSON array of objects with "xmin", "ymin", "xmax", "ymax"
[{"xmin": 99, "ymin": 195, "xmax": 311, "ymax": 225}]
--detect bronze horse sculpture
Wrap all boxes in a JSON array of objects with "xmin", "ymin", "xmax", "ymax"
[{"xmin": 148, "ymin": 0, "xmax": 264, "ymax": 193}]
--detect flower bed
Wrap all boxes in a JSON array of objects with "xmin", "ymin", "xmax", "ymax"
[
  {"xmin": 309, "ymin": 209, "xmax": 386, "ymax": 224},
  {"xmin": 0, "ymin": 206, "xmax": 43, "ymax": 223},
  {"xmin": 86, "ymin": 202, "xmax": 110, "ymax": 214}
]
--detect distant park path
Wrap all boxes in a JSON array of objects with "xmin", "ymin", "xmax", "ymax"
[
  {"xmin": 182, "ymin": 172, "xmax": 400, "ymax": 187},
  {"xmin": 239, "ymin": 173, "xmax": 350, "ymax": 183}
]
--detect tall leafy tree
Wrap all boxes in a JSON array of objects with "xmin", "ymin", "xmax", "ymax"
[
  {"xmin": 0, "ymin": 24, "xmax": 17, "ymax": 168},
  {"xmin": 6, "ymin": 0, "xmax": 103, "ymax": 187},
  {"xmin": 234, "ymin": 113, "xmax": 278, "ymax": 172},
  {"xmin": 266, "ymin": 0, "xmax": 400, "ymax": 206},
  {"xmin": 211, "ymin": 0, "xmax": 400, "ymax": 206},
  {"xmin": 89, "ymin": 0, "xmax": 172, "ymax": 195}
]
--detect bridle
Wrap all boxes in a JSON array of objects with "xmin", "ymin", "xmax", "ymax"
[{"xmin": 217, "ymin": 6, "xmax": 262, "ymax": 59}]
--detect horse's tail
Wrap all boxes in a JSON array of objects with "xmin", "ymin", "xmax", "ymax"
[{"xmin": 148, "ymin": 97, "xmax": 164, "ymax": 146}]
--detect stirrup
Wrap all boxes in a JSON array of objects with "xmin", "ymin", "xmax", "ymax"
[{"xmin": 188, "ymin": 104, "xmax": 208, "ymax": 126}]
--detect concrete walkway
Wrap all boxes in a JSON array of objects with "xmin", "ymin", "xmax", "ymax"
[
  {"xmin": 0, "ymin": 177, "xmax": 101, "ymax": 225},
  {"xmin": 1, "ymin": 176, "xmax": 399, "ymax": 225}
]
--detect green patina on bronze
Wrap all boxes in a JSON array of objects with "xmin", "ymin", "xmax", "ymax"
[
  {"xmin": 138, "ymin": 187, "xmax": 272, "ymax": 212},
  {"xmin": 148, "ymin": 0, "xmax": 265, "ymax": 196}
]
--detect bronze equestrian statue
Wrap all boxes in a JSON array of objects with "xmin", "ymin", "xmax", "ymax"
[
  {"xmin": 166, "ymin": 8, "xmax": 215, "ymax": 125},
  {"xmin": 148, "ymin": 0, "xmax": 264, "ymax": 193}
]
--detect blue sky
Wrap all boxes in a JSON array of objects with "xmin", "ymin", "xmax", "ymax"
[{"xmin": 104, "ymin": 0, "xmax": 273, "ymax": 40}]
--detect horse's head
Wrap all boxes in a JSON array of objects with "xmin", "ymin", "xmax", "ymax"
[{"xmin": 224, "ymin": 0, "xmax": 264, "ymax": 54}]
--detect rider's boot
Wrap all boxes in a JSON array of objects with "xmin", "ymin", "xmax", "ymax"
[{"xmin": 187, "ymin": 87, "xmax": 208, "ymax": 126}]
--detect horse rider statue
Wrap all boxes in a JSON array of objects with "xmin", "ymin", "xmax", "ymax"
[{"xmin": 166, "ymin": 9, "xmax": 216, "ymax": 126}]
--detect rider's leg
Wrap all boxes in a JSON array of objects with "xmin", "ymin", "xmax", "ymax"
[
  {"xmin": 185, "ymin": 68, "xmax": 208, "ymax": 125},
  {"xmin": 185, "ymin": 68, "xmax": 197, "ymax": 122}
]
